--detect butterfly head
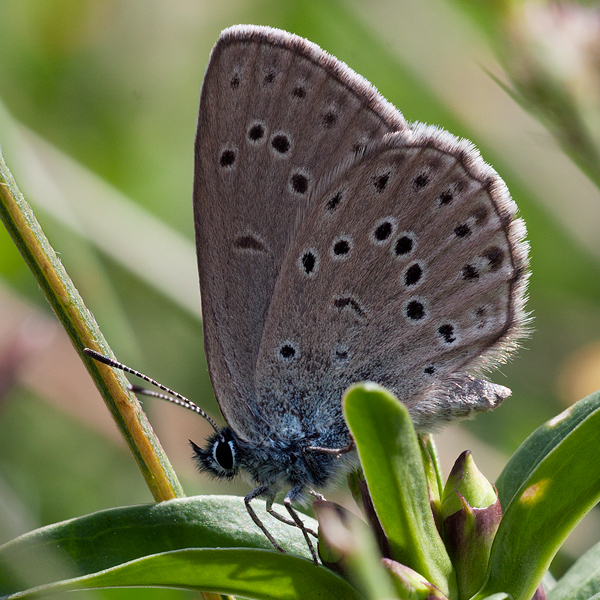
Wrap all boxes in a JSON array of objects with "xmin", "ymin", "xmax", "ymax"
[
  {"xmin": 190, "ymin": 426, "xmax": 353, "ymax": 494},
  {"xmin": 191, "ymin": 427, "xmax": 240, "ymax": 480}
]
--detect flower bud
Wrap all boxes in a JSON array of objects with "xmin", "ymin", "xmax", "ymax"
[
  {"xmin": 314, "ymin": 500, "xmax": 398, "ymax": 599},
  {"xmin": 382, "ymin": 558, "xmax": 448, "ymax": 600},
  {"xmin": 313, "ymin": 500, "xmax": 359, "ymax": 572},
  {"xmin": 442, "ymin": 450, "xmax": 497, "ymax": 518},
  {"xmin": 441, "ymin": 451, "xmax": 502, "ymax": 599}
]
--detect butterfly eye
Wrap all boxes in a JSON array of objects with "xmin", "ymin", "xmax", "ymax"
[
  {"xmin": 191, "ymin": 430, "xmax": 239, "ymax": 480},
  {"xmin": 213, "ymin": 438, "xmax": 236, "ymax": 471}
]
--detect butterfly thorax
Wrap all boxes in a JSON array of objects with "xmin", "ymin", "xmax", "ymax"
[{"xmin": 191, "ymin": 425, "xmax": 355, "ymax": 500}]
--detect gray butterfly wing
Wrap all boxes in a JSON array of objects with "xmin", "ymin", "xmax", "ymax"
[
  {"xmin": 193, "ymin": 25, "xmax": 407, "ymax": 436},
  {"xmin": 254, "ymin": 125, "xmax": 529, "ymax": 433}
]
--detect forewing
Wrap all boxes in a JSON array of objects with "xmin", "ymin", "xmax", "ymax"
[{"xmin": 193, "ymin": 25, "xmax": 406, "ymax": 436}]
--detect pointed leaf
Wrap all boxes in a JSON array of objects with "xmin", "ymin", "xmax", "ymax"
[
  {"xmin": 475, "ymin": 391, "xmax": 600, "ymax": 600},
  {"xmin": 2, "ymin": 549, "xmax": 360, "ymax": 600},
  {"xmin": 496, "ymin": 391, "xmax": 600, "ymax": 508},
  {"xmin": 548, "ymin": 540, "xmax": 600, "ymax": 600},
  {"xmin": 343, "ymin": 383, "xmax": 456, "ymax": 599},
  {"xmin": 0, "ymin": 496, "xmax": 358, "ymax": 600}
]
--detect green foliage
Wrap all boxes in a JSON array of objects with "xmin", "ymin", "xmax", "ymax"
[
  {"xmin": 2, "ymin": 1, "xmax": 600, "ymax": 599},
  {"xmin": 0, "ymin": 497, "xmax": 358, "ymax": 600},
  {"xmin": 548, "ymin": 541, "xmax": 600, "ymax": 600},
  {"xmin": 344, "ymin": 383, "xmax": 456, "ymax": 597},
  {"xmin": 2, "ymin": 385, "xmax": 600, "ymax": 599},
  {"xmin": 479, "ymin": 390, "xmax": 600, "ymax": 600}
]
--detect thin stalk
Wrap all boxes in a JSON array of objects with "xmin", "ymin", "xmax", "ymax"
[{"xmin": 0, "ymin": 150, "xmax": 184, "ymax": 502}]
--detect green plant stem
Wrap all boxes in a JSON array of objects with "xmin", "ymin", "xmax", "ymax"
[{"xmin": 0, "ymin": 150, "xmax": 184, "ymax": 502}]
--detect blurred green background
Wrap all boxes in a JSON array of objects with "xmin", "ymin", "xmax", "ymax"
[{"xmin": 1, "ymin": 0, "xmax": 600, "ymax": 592}]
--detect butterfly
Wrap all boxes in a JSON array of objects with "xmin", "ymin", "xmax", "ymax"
[{"xmin": 87, "ymin": 24, "xmax": 528, "ymax": 564}]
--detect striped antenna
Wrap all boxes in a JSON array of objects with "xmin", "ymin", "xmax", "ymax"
[{"xmin": 83, "ymin": 348, "xmax": 220, "ymax": 433}]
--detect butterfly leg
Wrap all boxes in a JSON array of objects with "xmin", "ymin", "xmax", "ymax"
[
  {"xmin": 245, "ymin": 485, "xmax": 285, "ymax": 553},
  {"xmin": 284, "ymin": 487, "xmax": 319, "ymax": 565},
  {"xmin": 305, "ymin": 438, "xmax": 355, "ymax": 456},
  {"xmin": 266, "ymin": 498, "xmax": 318, "ymax": 538}
]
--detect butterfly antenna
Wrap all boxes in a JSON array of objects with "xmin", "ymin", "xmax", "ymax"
[{"xmin": 83, "ymin": 348, "xmax": 220, "ymax": 433}]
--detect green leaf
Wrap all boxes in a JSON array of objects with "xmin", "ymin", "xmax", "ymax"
[
  {"xmin": 343, "ymin": 383, "xmax": 456, "ymax": 599},
  {"xmin": 496, "ymin": 390, "xmax": 600, "ymax": 508},
  {"xmin": 548, "ymin": 540, "xmax": 600, "ymax": 600},
  {"xmin": 0, "ymin": 495, "xmax": 359, "ymax": 600},
  {"xmin": 475, "ymin": 391, "xmax": 600, "ymax": 600},
  {"xmin": 419, "ymin": 434, "xmax": 444, "ymax": 503},
  {"xmin": 3, "ymin": 549, "xmax": 358, "ymax": 600}
]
